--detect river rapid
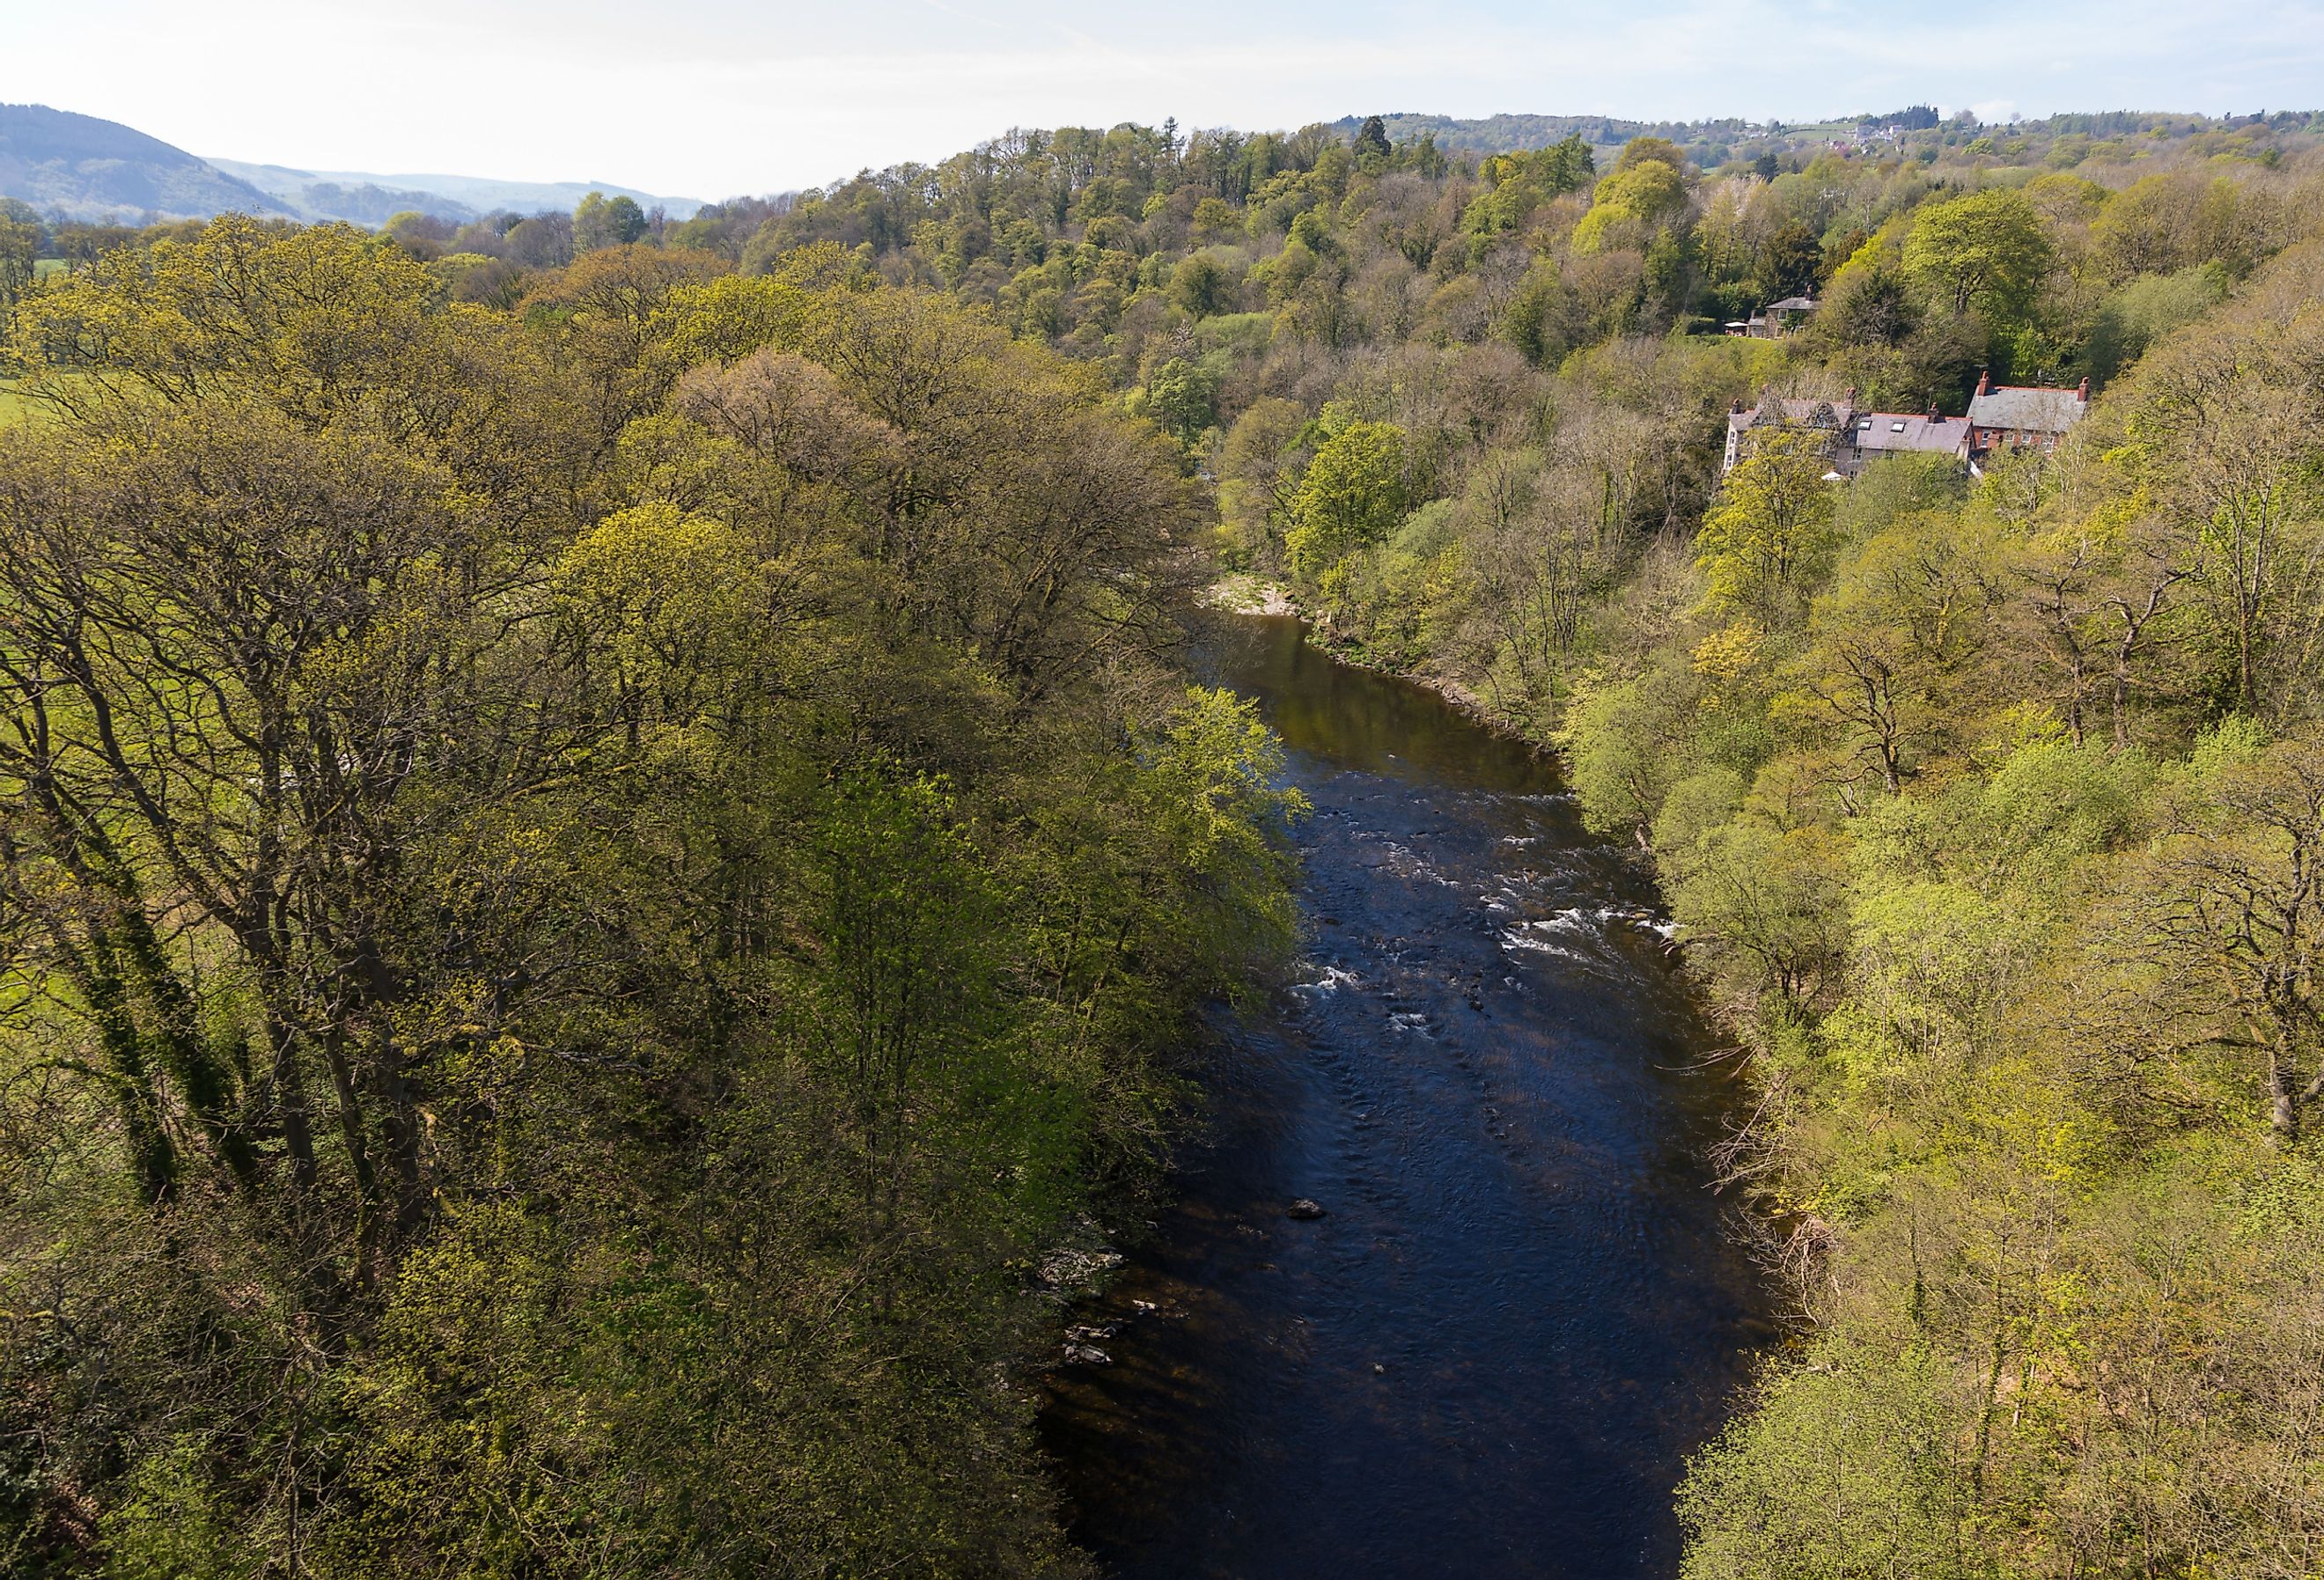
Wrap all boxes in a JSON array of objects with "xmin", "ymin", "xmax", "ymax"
[{"xmin": 1041, "ymin": 614, "xmax": 1776, "ymax": 1579}]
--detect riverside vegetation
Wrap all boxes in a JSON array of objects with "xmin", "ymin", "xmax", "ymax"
[
  {"xmin": 4, "ymin": 104, "xmax": 2324, "ymax": 1575},
  {"xmin": 0, "ymin": 226, "xmax": 1305, "ymax": 1574}
]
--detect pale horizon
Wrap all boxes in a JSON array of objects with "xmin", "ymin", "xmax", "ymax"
[{"xmin": 7, "ymin": 0, "xmax": 2321, "ymax": 202}]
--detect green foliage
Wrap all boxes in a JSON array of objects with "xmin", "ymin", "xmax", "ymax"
[
  {"xmin": 1680, "ymin": 1344, "xmax": 1981, "ymax": 1580},
  {"xmin": 576, "ymin": 191, "xmax": 650, "ymax": 251},
  {"xmin": 0, "ymin": 215, "xmax": 1300, "ymax": 1577},
  {"xmin": 1902, "ymin": 187, "xmax": 2052, "ymax": 320},
  {"xmin": 1168, "ymin": 247, "xmax": 1243, "ymax": 318},
  {"xmin": 1463, "ymin": 135, "xmax": 1595, "ymax": 236},
  {"xmin": 1695, "ymin": 431, "xmax": 1842, "ymax": 614},
  {"xmin": 2085, "ymin": 261, "xmax": 2227, "ymax": 382},
  {"xmin": 1285, "ymin": 419, "xmax": 1408, "ymax": 577},
  {"xmin": 1137, "ymin": 354, "xmax": 1223, "ymax": 446},
  {"xmin": 1571, "ymin": 158, "xmax": 1688, "ymax": 255},
  {"xmin": 11, "ymin": 99, "xmax": 2324, "ymax": 1580},
  {"xmin": 1550, "ymin": 229, "xmax": 2324, "ymax": 1580}
]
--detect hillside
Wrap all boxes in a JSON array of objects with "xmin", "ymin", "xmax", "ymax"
[{"xmin": 0, "ymin": 102, "xmax": 287, "ymax": 220}]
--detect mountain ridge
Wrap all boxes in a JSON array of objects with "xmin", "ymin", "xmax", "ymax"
[
  {"xmin": 208, "ymin": 158, "xmax": 702, "ymax": 223},
  {"xmin": 0, "ymin": 102, "xmax": 699, "ymax": 224},
  {"xmin": 0, "ymin": 102, "xmax": 289, "ymax": 221}
]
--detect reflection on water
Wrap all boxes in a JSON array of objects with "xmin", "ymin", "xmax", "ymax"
[{"xmin": 1041, "ymin": 616, "xmax": 1775, "ymax": 1580}]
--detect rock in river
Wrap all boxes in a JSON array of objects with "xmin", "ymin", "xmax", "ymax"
[{"xmin": 1285, "ymin": 1198, "xmax": 1327, "ymax": 1221}]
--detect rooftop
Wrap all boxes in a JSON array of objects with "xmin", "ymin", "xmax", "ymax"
[
  {"xmin": 1731, "ymin": 394, "xmax": 1856, "ymax": 433},
  {"xmin": 1850, "ymin": 412, "xmax": 1969, "ymax": 453},
  {"xmin": 1967, "ymin": 384, "xmax": 2089, "ymax": 433}
]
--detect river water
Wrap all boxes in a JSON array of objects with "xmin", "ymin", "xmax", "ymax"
[{"xmin": 1041, "ymin": 615, "xmax": 1775, "ymax": 1579}]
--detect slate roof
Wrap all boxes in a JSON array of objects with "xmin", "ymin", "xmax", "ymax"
[
  {"xmin": 1850, "ymin": 413, "xmax": 1969, "ymax": 454},
  {"xmin": 1765, "ymin": 296, "xmax": 1819, "ymax": 312},
  {"xmin": 1967, "ymin": 385, "xmax": 2088, "ymax": 434}
]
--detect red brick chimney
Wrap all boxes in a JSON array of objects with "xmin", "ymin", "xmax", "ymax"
[
  {"xmin": 1976, "ymin": 368, "xmax": 1992, "ymax": 397},
  {"xmin": 2076, "ymin": 376, "xmax": 2090, "ymax": 402},
  {"xmin": 1927, "ymin": 401, "xmax": 1941, "ymax": 423}
]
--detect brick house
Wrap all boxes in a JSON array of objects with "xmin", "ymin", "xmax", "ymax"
[{"xmin": 1962, "ymin": 370, "xmax": 2089, "ymax": 464}]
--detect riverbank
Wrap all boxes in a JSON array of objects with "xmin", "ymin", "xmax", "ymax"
[{"xmin": 1202, "ymin": 576, "xmax": 1548, "ymax": 754}]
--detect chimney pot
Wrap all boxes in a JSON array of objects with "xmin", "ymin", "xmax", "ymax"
[
  {"xmin": 1976, "ymin": 368, "xmax": 1992, "ymax": 397},
  {"xmin": 2077, "ymin": 376, "xmax": 2090, "ymax": 401}
]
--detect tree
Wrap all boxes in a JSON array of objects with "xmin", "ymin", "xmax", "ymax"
[
  {"xmin": 2114, "ymin": 296, "xmax": 2324, "ymax": 719},
  {"xmin": 1169, "ymin": 247, "xmax": 1239, "ymax": 318},
  {"xmin": 0, "ymin": 211, "xmax": 1299, "ymax": 1575},
  {"xmin": 1463, "ymin": 136, "xmax": 1593, "ymax": 237},
  {"xmin": 1695, "ymin": 430, "xmax": 1842, "ymax": 617},
  {"xmin": 1570, "ymin": 158, "xmax": 1688, "ymax": 255},
  {"xmin": 1140, "ymin": 355, "xmax": 1221, "ymax": 445},
  {"xmin": 1669, "ymin": 817, "xmax": 1851, "ymax": 1006},
  {"xmin": 1820, "ymin": 251, "xmax": 1917, "ymax": 346},
  {"xmin": 1902, "ymin": 188, "xmax": 2051, "ymax": 319},
  {"xmin": 574, "ymin": 189, "xmax": 648, "ymax": 251},
  {"xmin": 0, "ymin": 198, "xmax": 40, "ymax": 346},
  {"xmin": 1755, "ymin": 221, "xmax": 1822, "ymax": 303},
  {"xmin": 1285, "ymin": 419, "xmax": 1408, "ymax": 577},
  {"xmin": 1353, "ymin": 115, "xmax": 1392, "ymax": 163},
  {"xmin": 2124, "ymin": 737, "xmax": 2324, "ymax": 1143},
  {"xmin": 1783, "ymin": 507, "xmax": 1990, "ymax": 794},
  {"xmin": 1614, "ymin": 136, "xmax": 1687, "ymax": 173}
]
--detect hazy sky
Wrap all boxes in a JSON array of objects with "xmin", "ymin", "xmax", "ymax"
[{"xmin": 9, "ymin": 0, "xmax": 2321, "ymax": 200}]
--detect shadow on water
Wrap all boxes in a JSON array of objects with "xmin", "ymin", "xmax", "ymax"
[{"xmin": 1039, "ymin": 615, "xmax": 1777, "ymax": 1579}]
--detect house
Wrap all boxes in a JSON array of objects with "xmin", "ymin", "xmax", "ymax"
[
  {"xmin": 1761, "ymin": 297, "xmax": 1818, "ymax": 336},
  {"xmin": 1963, "ymin": 370, "xmax": 2089, "ymax": 461},
  {"xmin": 1724, "ymin": 389, "xmax": 1858, "ymax": 472},
  {"xmin": 1724, "ymin": 388, "xmax": 1970, "ymax": 477},
  {"xmin": 1724, "ymin": 296, "xmax": 1819, "ymax": 339},
  {"xmin": 1845, "ymin": 407, "xmax": 1970, "ymax": 471}
]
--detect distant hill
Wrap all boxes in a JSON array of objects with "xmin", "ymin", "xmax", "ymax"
[
  {"xmin": 0, "ymin": 103, "xmax": 702, "ymax": 226},
  {"xmin": 0, "ymin": 103, "xmax": 290, "ymax": 220},
  {"xmin": 209, "ymin": 160, "xmax": 702, "ymax": 224}
]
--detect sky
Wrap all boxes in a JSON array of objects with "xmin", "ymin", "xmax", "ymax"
[{"xmin": 7, "ymin": 0, "xmax": 2323, "ymax": 201}]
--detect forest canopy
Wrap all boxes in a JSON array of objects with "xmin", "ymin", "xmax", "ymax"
[
  {"xmin": 0, "ymin": 218, "xmax": 1302, "ymax": 1576},
  {"xmin": 4, "ymin": 95, "xmax": 2324, "ymax": 1577}
]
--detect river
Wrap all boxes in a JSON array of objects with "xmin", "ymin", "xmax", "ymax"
[{"xmin": 1041, "ymin": 614, "xmax": 1776, "ymax": 1579}]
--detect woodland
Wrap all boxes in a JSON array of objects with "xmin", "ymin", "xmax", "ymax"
[{"xmin": 4, "ymin": 101, "xmax": 2324, "ymax": 1576}]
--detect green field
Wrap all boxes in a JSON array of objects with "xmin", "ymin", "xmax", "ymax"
[{"xmin": 0, "ymin": 374, "xmax": 89, "ymax": 429}]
